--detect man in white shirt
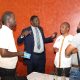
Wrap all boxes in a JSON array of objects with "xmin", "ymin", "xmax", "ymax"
[
  {"xmin": 53, "ymin": 22, "xmax": 73, "ymax": 77},
  {"xmin": 66, "ymin": 22, "xmax": 80, "ymax": 80},
  {"xmin": 0, "ymin": 11, "xmax": 24, "ymax": 80}
]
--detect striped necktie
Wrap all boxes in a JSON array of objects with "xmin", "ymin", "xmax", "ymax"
[{"xmin": 35, "ymin": 27, "xmax": 41, "ymax": 49}]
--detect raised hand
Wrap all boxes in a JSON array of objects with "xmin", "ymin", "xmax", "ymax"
[
  {"xmin": 54, "ymin": 48, "xmax": 59, "ymax": 53},
  {"xmin": 18, "ymin": 51, "xmax": 24, "ymax": 56},
  {"xmin": 51, "ymin": 32, "xmax": 57, "ymax": 39},
  {"xmin": 21, "ymin": 30, "xmax": 31, "ymax": 37}
]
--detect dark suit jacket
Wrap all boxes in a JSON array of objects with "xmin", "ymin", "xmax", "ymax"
[{"xmin": 17, "ymin": 26, "xmax": 53, "ymax": 56}]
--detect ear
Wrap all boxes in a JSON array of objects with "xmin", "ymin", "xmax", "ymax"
[{"xmin": 30, "ymin": 21, "xmax": 34, "ymax": 26}]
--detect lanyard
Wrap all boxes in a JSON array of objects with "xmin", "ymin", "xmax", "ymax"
[{"xmin": 59, "ymin": 36, "xmax": 65, "ymax": 68}]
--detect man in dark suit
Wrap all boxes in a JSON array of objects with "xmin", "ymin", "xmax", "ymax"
[{"xmin": 17, "ymin": 15, "xmax": 57, "ymax": 74}]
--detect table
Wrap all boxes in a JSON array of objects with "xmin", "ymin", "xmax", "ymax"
[{"xmin": 27, "ymin": 72, "xmax": 69, "ymax": 80}]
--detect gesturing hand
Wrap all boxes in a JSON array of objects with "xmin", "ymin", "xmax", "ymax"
[
  {"xmin": 54, "ymin": 48, "xmax": 59, "ymax": 53},
  {"xmin": 18, "ymin": 51, "xmax": 24, "ymax": 56},
  {"xmin": 21, "ymin": 30, "xmax": 31, "ymax": 37},
  {"xmin": 51, "ymin": 32, "xmax": 57, "ymax": 39}
]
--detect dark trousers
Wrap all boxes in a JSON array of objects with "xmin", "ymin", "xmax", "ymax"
[
  {"xmin": 24, "ymin": 53, "xmax": 45, "ymax": 74},
  {"xmin": 0, "ymin": 67, "xmax": 27, "ymax": 80},
  {"xmin": 0, "ymin": 67, "xmax": 16, "ymax": 80},
  {"xmin": 55, "ymin": 67, "xmax": 71, "ymax": 77},
  {"xmin": 1, "ymin": 76, "xmax": 27, "ymax": 80}
]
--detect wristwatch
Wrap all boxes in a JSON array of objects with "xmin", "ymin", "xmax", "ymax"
[{"xmin": 20, "ymin": 35, "xmax": 24, "ymax": 38}]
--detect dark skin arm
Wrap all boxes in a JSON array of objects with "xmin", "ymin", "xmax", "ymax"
[
  {"xmin": 65, "ymin": 44, "xmax": 78, "ymax": 57},
  {"xmin": 0, "ymin": 48, "xmax": 24, "ymax": 57},
  {"xmin": 39, "ymin": 27, "xmax": 57, "ymax": 43},
  {"xmin": 21, "ymin": 30, "xmax": 31, "ymax": 37},
  {"xmin": 66, "ymin": 22, "xmax": 80, "ymax": 57}
]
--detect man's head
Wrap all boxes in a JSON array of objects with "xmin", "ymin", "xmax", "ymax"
[
  {"xmin": 30, "ymin": 15, "xmax": 40, "ymax": 27},
  {"xmin": 60, "ymin": 22, "xmax": 70, "ymax": 35},
  {"xmin": 1, "ymin": 11, "xmax": 16, "ymax": 30}
]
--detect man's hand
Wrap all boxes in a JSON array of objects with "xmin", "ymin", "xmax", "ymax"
[
  {"xmin": 72, "ymin": 48, "xmax": 78, "ymax": 53},
  {"xmin": 21, "ymin": 30, "xmax": 31, "ymax": 37},
  {"xmin": 18, "ymin": 51, "xmax": 24, "ymax": 56},
  {"xmin": 51, "ymin": 32, "xmax": 57, "ymax": 39},
  {"xmin": 65, "ymin": 44, "xmax": 76, "ymax": 57},
  {"xmin": 54, "ymin": 48, "xmax": 59, "ymax": 53}
]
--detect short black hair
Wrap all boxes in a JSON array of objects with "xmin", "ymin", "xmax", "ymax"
[
  {"xmin": 1, "ymin": 11, "xmax": 14, "ymax": 24},
  {"xmin": 30, "ymin": 15, "xmax": 38, "ymax": 21}
]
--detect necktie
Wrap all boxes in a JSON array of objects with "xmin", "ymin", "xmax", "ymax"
[
  {"xmin": 35, "ymin": 27, "xmax": 41, "ymax": 49},
  {"xmin": 59, "ymin": 36, "xmax": 65, "ymax": 68}
]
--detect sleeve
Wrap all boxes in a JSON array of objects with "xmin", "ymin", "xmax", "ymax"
[
  {"xmin": 44, "ymin": 37, "xmax": 53, "ymax": 43},
  {"xmin": 0, "ymin": 32, "xmax": 9, "ymax": 49},
  {"xmin": 71, "ymin": 35, "xmax": 79, "ymax": 48},
  {"xmin": 17, "ymin": 27, "xmax": 29, "ymax": 44},
  {"xmin": 17, "ymin": 35, "xmax": 24, "ymax": 44},
  {"xmin": 53, "ymin": 37, "xmax": 59, "ymax": 48},
  {"xmin": 17, "ymin": 28, "xmax": 26, "ymax": 44},
  {"xmin": 39, "ymin": 27, "xmax": 53, "ymax": 43}
]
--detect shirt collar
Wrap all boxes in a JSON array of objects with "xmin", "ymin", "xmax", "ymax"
[
  {"xmin": 31, "ymin": 25, "xmax": 38, "ymax": 29},
  {"xmin": 2, "ymin": 25, "xmax": 12, "ymax": 32}
]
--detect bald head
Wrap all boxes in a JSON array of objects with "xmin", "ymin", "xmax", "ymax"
[
  {"xmin": 61, "ymin": 22, "xmax": 70, "ymax": 29},
  {"xmin": 60, "ymin": 22, "xmax": 70, "ymax": 35},
  {"xmin": 2, "ymin": 11, "xmax": 14, "ymax": 25},
  {"xmin": 1, "ymin": 11, "xmax": 16, "ymax": 30}
]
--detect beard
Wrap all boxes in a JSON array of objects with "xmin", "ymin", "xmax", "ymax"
[{"xmin": 76, "ymin": 28, "xmax": 80, "ymax": 33}]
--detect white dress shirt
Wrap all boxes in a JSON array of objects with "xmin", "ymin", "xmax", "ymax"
[
  {"xmin": 71, "ymin": 33, "xmax": 80, "ymax": 65},
  {"xmin": 53, "ymin": 35, "xmax": 73, "ymax": 68},
  {"xmin": 31, "ymin": 26, "xmax": 44, "ymax": 53},
  {"xmin": 0, "ymin": 25, "xmax": 18, "ymax": 69}
]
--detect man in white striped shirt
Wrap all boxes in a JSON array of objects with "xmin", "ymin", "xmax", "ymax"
[{"xmin": 53, "ymin": 22, "xmax": 73, "ymax": 77}]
